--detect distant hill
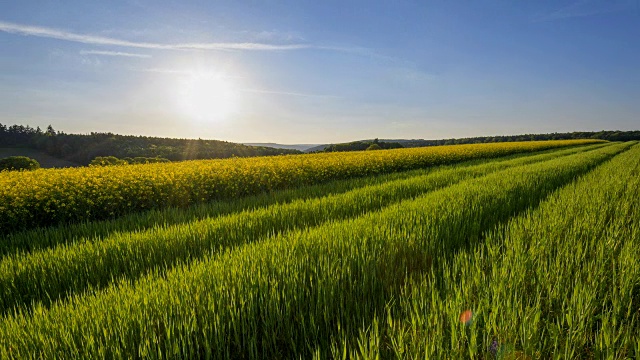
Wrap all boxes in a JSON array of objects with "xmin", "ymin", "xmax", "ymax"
[
  {"xmin": 308, "ymin": 131, "xmax": 640, "ymax": 152},
  {"xmin": 304, "ymin": 144, "xmax": 329, "ymax": 153},
  {"xmin": 242, "ymin": 143, "xmax": 321, "ymax": 152},
  {"xmin": 0, "ymin": 147, "xmax": 80, "ymax": 168},
  {"xmin": 0, "ymin": 123, "xmax": 302, "ymax": 166}
]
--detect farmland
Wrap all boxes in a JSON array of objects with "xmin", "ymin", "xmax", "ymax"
[{"xmin": 0, "ymin": 139, "xmax": 638, "ymax": 358}]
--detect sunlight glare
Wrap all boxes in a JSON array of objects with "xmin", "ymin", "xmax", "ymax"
[{"xmin": 177, "ymin": 71, "xmax": 240, "ymax": 123}]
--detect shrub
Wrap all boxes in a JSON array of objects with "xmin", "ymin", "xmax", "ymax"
[
  {"xmin": 89, "ymin": 156, "xmax": 127, "ymax": 167},
  {"xmin": 0, "ymin": 156, "xmax": 40, "ymax": 171}
]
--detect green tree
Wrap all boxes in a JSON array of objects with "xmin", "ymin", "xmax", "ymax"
[
  {"xmin": 46, "ymin": 125, "xmax": 56, "ymax": 136},
  {"xmin": 0, "ymin": 156, "xmax": 40, "ymax": 171},
  {"xmin": 89, "ymin": 156, "xmax": 127, "ymax": 166}
]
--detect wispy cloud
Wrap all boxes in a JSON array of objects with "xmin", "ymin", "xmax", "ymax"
[
  {"xmin": 80, "ymin": 50, "xmax": 151, "ymax": 58},
  {"xmin": 0, "ymin": 20, "xmax": 400, "ymax": 66},
  {"xmin": 532, "ymin": 0, "xmax": 638, "ymax": 22},
  {"xmin": 253, "ymin": 29, "xmax": 306, "ymax": 43},
  {"xmin": 0, "ymin": 21, "xmax": 311, "ymax": 51}
]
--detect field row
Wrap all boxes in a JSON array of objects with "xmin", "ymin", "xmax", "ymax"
[
  {"xmin": 0, "ymin": 141, "xmax": 633, "ymax": 358},
  {"xmin": 0, "ymin": 139, "xmax": 600, "ymax": 234}
]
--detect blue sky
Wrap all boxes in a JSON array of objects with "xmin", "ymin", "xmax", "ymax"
[{"xmin": 0, "ymin": 0, "xmax": 639, "ymax": 143}]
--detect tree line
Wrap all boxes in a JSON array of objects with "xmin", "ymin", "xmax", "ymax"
[
  {"xmin": 3, "ymin": 123, "xmax": 639, "ymax": 161},
  {"xmin": 0, "ymin": 123, "xmax": 302, "ymax": 165}
]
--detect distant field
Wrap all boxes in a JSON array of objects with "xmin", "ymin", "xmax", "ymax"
[
  {"xmin": 0, "ymin": 147, "xmax": 79, "ymax": 168},
  {"xmin": 0, "ymin": 139, "xmax": 638, "ymax": 358}
]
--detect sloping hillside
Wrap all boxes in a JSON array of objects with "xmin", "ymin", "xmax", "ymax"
[{"xmin": 0, "ymin": 123, "xmax": 303, "ymax": 165}]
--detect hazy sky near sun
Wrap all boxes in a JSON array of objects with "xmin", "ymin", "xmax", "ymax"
[{"xmin": 1, "ymin": 0, "xmax": 639, "ymax": 143}]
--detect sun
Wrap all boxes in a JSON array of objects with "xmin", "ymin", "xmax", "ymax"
[{"xmin": 177, "ymin": 72, "xmax": 240, "ymax": 123}]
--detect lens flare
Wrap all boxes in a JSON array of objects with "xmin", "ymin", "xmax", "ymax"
[{"xmin": 459, "ymin": 309, "xmax": 473, "ymax": 325}]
